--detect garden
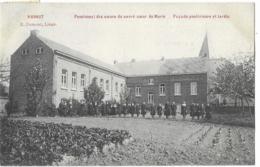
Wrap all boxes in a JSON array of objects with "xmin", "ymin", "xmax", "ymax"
[{"xmin": 0, "ymin": 118, "xmax": 132, "ymax": 165}]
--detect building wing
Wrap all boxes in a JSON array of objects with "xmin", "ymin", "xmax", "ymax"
[{"xmin": 36, "ymin": 35, "xmax": 124, "ymax": 76}]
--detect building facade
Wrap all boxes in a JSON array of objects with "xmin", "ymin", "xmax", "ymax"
[
  {"xmin": 125, "ymin": 73, "xmax": 207, "ymax": 106},
  {"xmin": 10, "ymin": 30, "xmax": 220, "ymax": 112},
  {"xmin": 10, "ymin": 30, "xmax": 125, "ymax": 111}
]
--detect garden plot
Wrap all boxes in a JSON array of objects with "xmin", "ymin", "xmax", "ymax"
[{"xmin": 13, "ymin": 116, "xmax": 255, "ymax": 165}]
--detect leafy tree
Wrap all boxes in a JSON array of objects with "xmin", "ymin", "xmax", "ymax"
[
  {"xmin": 84, "ymin": 77, "xmax": 105, "ymax": 114},
  {"xmin": 0, "ymin": 57, "xmax": 10, "ymax": 83},
  {"xmin": 24, "ymin": 59, "xmax": 48, "ymax": 116},
  {"xmin": 119, "ymin": 85, "xmax": 131, "ymax": 105},
  {"xmin": 211, "ymin": 54, "xmax": 254, "ymax": 116}
]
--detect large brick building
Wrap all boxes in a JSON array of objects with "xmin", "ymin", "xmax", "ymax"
[{"xmin": 10, "ymin": 30, "xmax": 222, "ymax": 112}]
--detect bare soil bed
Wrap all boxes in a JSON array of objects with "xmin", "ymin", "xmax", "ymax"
[{"xmin": 16, "ymin": 116, "xmax": 255, "ymax": 165}]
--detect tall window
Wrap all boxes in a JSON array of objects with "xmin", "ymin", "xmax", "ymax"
[
  {"xmin": 72, "ymin": 72, "xmax": 77, "ymax": 90},
  {"xmin": 148, "ymin": 92, "xmax": 154, "ymax": 104},
  {"xmin": 106, "ymin": 80, "xmax": 110, "ymax": 92},
  {"xmin": 100, "ymin": 79, "xmax": 104, "ymax": 90},
  {"xmin": 80, "ymin": 74, "xmax": 86, "ymax": 88},
  {"xmin": 174, "ymin": 82, "xmax": 181, "ymax": 96},
  {"xmin": 135, "ymin": 86, "xmax": 141, "ymax": 96},
  {"xmin": 36, "ymin": 47, "xmax": 43, "ymax": 54},
  {"xmin": 190, "ymin": 82, "xmax": 197, "ymax": 95},
  {"xmin": 115, "ymin": 82, "xmax": 118, "ymax": 93},
  {"xmin": 159, "ymin": 84, "xmax": 165, "ymax": 96},
  {"xmin": 120, "ymin": 83, "xmax": 124, "ymax": 92},
  {"xmin": 61, "ymin": 69, "xmax": 68, "ymax": 88},
  {"xmin": 148, "ymin": 78, "xmax": 154, "ymax": 85}
]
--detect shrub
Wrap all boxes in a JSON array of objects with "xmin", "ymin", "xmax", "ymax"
[
  {"xmin": 0, "ymin": 118, "xmax": 132, "ymax": 165},
  {"xmin": 41, "ymin": 103, "xmax": 58, "ymax": 117},
  {"xmin": 69, "ymin": 99, "xmax": 81, "ymax": 116},
  {"xmin": 77, "ymin": 103, "xmax": 88, "ymax": 116},
  {"xmin": 58, "ymin": 99, "xmax": 69, "ymax": 116},
  {"xmin": 5, "ymin": 100, "xmax": 18, "ymax": 117}
]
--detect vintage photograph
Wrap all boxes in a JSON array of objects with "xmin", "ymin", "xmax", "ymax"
[{"xmin": 0, "ymin": 3, "xmax": 255, "ymax": 165}]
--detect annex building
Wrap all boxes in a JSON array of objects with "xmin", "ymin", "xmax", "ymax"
[{"xmin": 10, "ymin": 30, "xmax": 223, "ymax": 112}]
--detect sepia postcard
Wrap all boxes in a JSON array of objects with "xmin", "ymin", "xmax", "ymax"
[{"xmin": 0, "ymin": 2, "xmax": 255, "ymax": 166}]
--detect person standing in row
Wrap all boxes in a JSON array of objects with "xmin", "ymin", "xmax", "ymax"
[
  {"xmin": 135, "ymin": 103, "xmax": 140, "ymax": 117},
  {"xmin": 205, "ymin": 103, "xmax": 212, "ymax": 120},
  {"xmin": 201, "ymin": 103, "xmax": 205, "ymax": 119},
  {"xmin": 164, "ymin": 102, "xmax": 171, "ymax": 119},
  {"xmin": 195, "ymin": 103, "xmax": 201, "ymax": 120},
  {"xmin": 181, "ymin": 101, "xmax": 187, "ymax": 120},
  {"xmin": 141, "ymin": 102, "xmax": 146, "ymax": 118},
  {"xmin": 171, "ymin": 101, "xmax": 177, "ymax": 119},
  {"xmin": 157, "ymin": 104, "xmax": 163, "ymax": 118},
  {"xmin": 150, "ymin": 104, "xmax": 156, "ymax": 118},
  {"xmin": 190, "ymin": 103, "xmax": 195, "ymax": 120}
]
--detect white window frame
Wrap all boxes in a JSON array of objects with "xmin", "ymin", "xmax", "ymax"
[
  {"xmin": 61, "ymin": 69, "xmax": 68, "ymax": 89},
  {"xmin": 135, "ymin": 86, "xmax": 141, "ymax": 97},
  {"xmin": 100, "ymin": 79, "xmax": 104, "ymax": 90},
  {"xmin": 80, "ymin": 74, "xmax": 86, "ymax": 88},
  {"xmin": 148, "ymin": 92, "xmax": 154, "ymax": 104},
  {"xmin": 106, "ymin": 80, "xmax": 110, "ymax": 93},
  {"xmin": 36, "ymin": 47, "xmax": 43, "ymax": 54},
  {"xmin": 174, "ymin": 82, "xmax": 181, "ymax": 96},
  {"xmin": 71, "ymin": 72, "xmax": 77, "ymax": 90},
  {"xmin": 115, "ymin": 82, "xmax": 118, "ymax": 93},
  {"xmin": 190, "ymin": 82, "xmax": 198, "ymax": 95},
  {"xmin": 120, "ymin": 83, "xmax": 124, "ymax": 92},
  {"xmin": 159, "ymin": 84, "xmax": 166, "ymax": 96}
]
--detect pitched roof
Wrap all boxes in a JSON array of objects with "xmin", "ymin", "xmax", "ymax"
[
  {"xmin": 115, "ymin": 57, "xmax": 213, "ymax": 77},
  {"xmin": 33, "ymin": 32, "xmax": 223, "ymax": 77},
  {"xmin": 36, "ymin": 35, "xmax": 124, "ymax": 76}
]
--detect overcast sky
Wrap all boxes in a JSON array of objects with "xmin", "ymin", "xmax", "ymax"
[{"xmin": 0, "ymin": 3, "xmax": 254, "ymax": 64}]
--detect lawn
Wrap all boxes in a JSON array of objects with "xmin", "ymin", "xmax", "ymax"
[{"xmin": 14, "ymin": 116, "xmax": 255, "ymax": 165}]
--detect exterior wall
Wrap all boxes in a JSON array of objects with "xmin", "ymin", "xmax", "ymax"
[
  {"xmin": 126, "ymin": 73, "xmax": 207, "ymax": 106},
  {"xmin": 9, "ymin": 35, "xmax": 54, "ymax": 112},
  {"xmin": 53, "ymin": 54, "xmax": 125, "ymax": 106}
]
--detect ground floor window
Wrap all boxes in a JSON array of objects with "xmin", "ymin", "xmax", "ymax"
[
  {"xmin": 135, "ymin": 86, "xmax": 141, "ymax": 96},
  {"xmin": 190, "ymin": 82, "xmax": 197, "ymax": 95},
  {"xmin": 148, "ymin": 92, "xmax": 154, "ymax": 104}
]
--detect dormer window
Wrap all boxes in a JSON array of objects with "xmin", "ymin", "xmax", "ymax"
[
  {"xmin": 36, "ymin": 47, "xmax": 43, "ymax": 54},
  {"xmin": 22, "ymin": 49, "xmax": 29, "ymax": 55},
  {"xmin": 148, "ymin": 78, "xmax": 154, "ymax": 85}
]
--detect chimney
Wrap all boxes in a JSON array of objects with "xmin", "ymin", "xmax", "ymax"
[
  {"xmin": 131, "ymin": 58, "xmax": 135, "ymax": 63},
  {"xmin": 30, "ymin": 30, "xmax": 39, "ymax": 36},
  {"xmin": 113, "ymin": 60, "xmax": 118, "ymax": 64},
  {"xmin": 161, "ymin": 56, "xmax": 165, "ymax": 61}
]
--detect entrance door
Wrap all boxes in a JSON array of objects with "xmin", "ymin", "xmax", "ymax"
[{"xmin": 148, "ymin": 92, "xmax": 154, "ymax": 104}]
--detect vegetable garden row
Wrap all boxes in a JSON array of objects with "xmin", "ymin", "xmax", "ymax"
[{"xmin": 0, "ymin": 118, "xmax": 132, "ymax": 165}]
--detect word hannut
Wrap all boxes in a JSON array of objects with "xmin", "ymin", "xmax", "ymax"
[{"xmin": 27, "ymin": 15, "xmax": 44, "ymax": 19}]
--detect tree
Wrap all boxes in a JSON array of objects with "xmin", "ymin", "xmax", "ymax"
[
  {"xmin": 24, "ymin": 59, "xmax": 48, "ymax": 116},
  {"xmin": 84, "ymin": 77, "xmax": 105, "ymax": 115},
  {"xmin": 211, "ymin": 54, "xmax": 255, "ymax": 116},
  {"xmin": 0, "ymin": 57, "xmax": 10, "ymax": 83},
  {"xmin": 0, "ymin": 57, "xmax": 9, "ymax": 97},
  {"xmin": 119, "ymin": 85, "xmax": 131, "ymax": 105}
]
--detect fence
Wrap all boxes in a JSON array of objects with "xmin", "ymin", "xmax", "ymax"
[{"xmin": 213, "ymin": 105, "xmax": 254, "ymax": 114}]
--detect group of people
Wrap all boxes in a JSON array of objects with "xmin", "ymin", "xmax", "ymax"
[{"xmin": 97, "ymin": 101, "xmax": 212, "ymax": 120}]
